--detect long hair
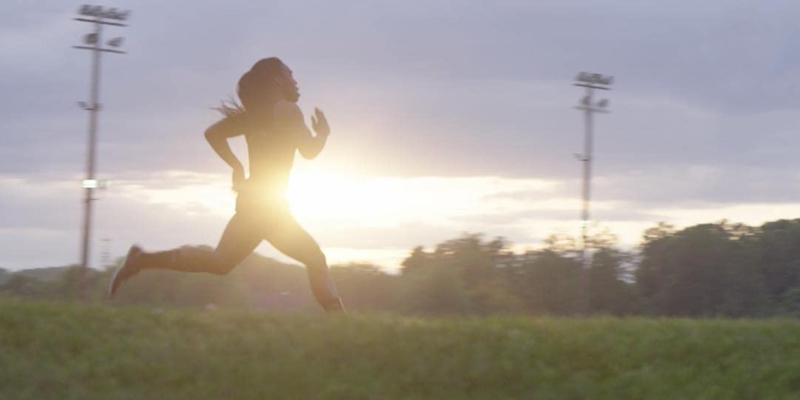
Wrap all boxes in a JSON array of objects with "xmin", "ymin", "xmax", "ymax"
[{"xmin": 215, "ymin": 57, "xmax": 285, "ymax": 118}]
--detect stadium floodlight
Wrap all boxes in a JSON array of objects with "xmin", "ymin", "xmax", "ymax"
[
  {"xmin": 75, "ymin": 5, "xmax": 131, "ymax": 28},
  {"xmin": 78, "ymin": 5, "xmax": 131, "ymax": 21},
  {"xmin": 73, "ymin": 5, "xmax": 130, "ymax": 302},
  {"xmin": 82, "ymin": 179, "xmax": 111, "ymax": 189},
  {"xmin": 107, "ymin": 37, "xmax": 124, "ymax": 47},
  {"xmin": 575, "ymin": 72, "xmax": 614, "ymax": 87},
  {"xmin": 83, "ymin": 33, "xmax": 98, "ymax": 45}
]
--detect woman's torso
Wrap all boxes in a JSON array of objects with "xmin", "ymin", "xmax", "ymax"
[{"xmin": 236, "ymin": 115, "xmax": 298, "ymax": 212}]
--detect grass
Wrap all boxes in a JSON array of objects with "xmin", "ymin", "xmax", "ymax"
[{"xmin": 3, "ymin": 299, "xmax": 800, "ymax": 399}]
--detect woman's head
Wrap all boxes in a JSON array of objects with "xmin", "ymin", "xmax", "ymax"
[{"xmin": 218, "ymin": 57, "xmax": 300, "ymax": 117}]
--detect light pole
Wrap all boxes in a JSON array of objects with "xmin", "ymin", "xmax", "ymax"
[
  {"xmin": 573, "ymin": 71, "xmax": 612, "ymax": 314},
  {"xmin": 73, "ymin": 4, "xmax": 129, "ymax": 301}
]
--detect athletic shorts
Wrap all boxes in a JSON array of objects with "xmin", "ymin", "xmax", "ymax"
[{"xmin": 235, "ymin": 187, "xmax": 291, "ymax": 217}]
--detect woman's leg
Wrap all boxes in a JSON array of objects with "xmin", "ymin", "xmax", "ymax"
[
  {"xmin": 110, "ymin": 212, "xmax": 264, "ymax": 298},
  {"xmin": 264, "ymin": 214, "xmax": 342, "ymax": 310},
  {"xmin": 138, "ymin": 212, "xmax": 263, "ymax": 275}
]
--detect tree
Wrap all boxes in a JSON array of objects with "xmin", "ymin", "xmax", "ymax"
[
  {"xmin": 400, "ymin": 246, "xmax": 429, "ymax": 276},
  {"xmin": 587, "ymin": 247, "xmax": 636, "ymax": 315},
  {"xmin": 331, "ymin": 263, "xmax": 398, "ymax": 311},
  {"xmin": 757, "ymin": 219, "xmax": 800, "ymax": 304},
  {"xmin": 515, "ymin": 249, "xmax": 581, "ymax": 315},
  {"xmin": 636, "ymin": 222, "xmax": 769, "ymax": 317}
]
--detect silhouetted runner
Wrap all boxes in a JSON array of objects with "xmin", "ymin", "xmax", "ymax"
[{"xmin": 109, "ymin": 57, "xmax": 345, "ymax": 312}]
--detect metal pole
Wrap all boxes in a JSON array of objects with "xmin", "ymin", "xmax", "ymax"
[
  {"xmin": 578, "ymin": 87, "xmax": 593, "ymax": 315},
  {"xmin": 581, "ymin": 87, "xmax": 593, "ymax": 261},
  {"xmin": 79, "ymin": 20, "xmax": 103, "ymax": 302},
  {"xmin": 74, "ymin": 5, "xmax": 129, "ymax": 302},
  {"xmin": 573, "ymin": 72, "xmax": 612, "ymax": 315}
]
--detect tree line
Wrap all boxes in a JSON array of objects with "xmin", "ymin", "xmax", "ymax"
[{"xmin": 4, "ymin": 218, "xmax": 800, "ymax": 317}]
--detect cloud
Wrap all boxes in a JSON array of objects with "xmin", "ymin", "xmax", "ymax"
[
  {"xmin": 595, "ymin": 165, "xmax": 800, "ymax": 207},
  {"xmin": 4, "ymin": 0, "xmax": 800, "ymax": 269},
  {"xmin": 6, "ymin": 0, "xmax": 800, "ymax": 179}
]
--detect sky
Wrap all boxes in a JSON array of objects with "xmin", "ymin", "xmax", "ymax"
[{"xmin": 3, "ymin": 0, "xmax": 800, "ymax": 271}]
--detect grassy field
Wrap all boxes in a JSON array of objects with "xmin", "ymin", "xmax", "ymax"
[{"xmin": 3, "ymin": 300, "xmax": 800, "ymax": 400}]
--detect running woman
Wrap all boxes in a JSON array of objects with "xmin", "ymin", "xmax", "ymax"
[{"xmin": 109, "ymin": 57, "xmax": 345, "ymax": 312}]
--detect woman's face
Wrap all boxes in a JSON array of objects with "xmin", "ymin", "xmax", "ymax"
[{"xmin": 274, "ymin": 63, "xmax": 300, "ymax": 103}]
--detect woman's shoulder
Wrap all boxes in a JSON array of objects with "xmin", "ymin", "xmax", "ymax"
[
  {"xmin": 215, "ymin": 111, "xmax": 260, "ymax": 132},
  {"xmin": 272, "ymin": 100, "xmax": 303, "ymax": 122}
]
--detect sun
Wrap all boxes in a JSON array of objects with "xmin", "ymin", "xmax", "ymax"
[{"xmin": 286, "ymin": 171, "xmax": 402, "ymax": 225}]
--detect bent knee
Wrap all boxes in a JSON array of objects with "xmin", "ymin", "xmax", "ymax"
[
  {"xmin": 207, "ymin": 254, "xmax": 238, "ymax": 276},
  {"xmin": 304, "ymin": 250, "xmax": 327, "ymax": 269}
]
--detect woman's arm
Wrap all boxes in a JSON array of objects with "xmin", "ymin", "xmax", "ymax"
[
  {"xmin": 204, "ymin": 117, "xmax": 246, "ymax": 189},
  {"xmin": 274, "ymin": 101, "xmax": 330, "ymax": 160},
  {"xmin": 302, "ymin": 108, "xmax": 330, "ymax": 159}
]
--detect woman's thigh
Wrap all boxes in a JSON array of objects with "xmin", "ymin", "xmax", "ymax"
[
  {"xmin": 263, "ymin": 213, "xmax": 325, "ymax": 266},
  {"xmin": 213, "ymin": 212, "xmax": 264, "ymax": 269}
]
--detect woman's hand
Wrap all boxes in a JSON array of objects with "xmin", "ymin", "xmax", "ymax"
[{"xmin": 310, "ymin": 108, "xmax": 330, "ymax": 138}]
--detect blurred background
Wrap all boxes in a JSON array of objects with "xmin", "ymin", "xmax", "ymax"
[{"xmin": 3, "ymin": 0, "xmax": 800, "ymax": 316}]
